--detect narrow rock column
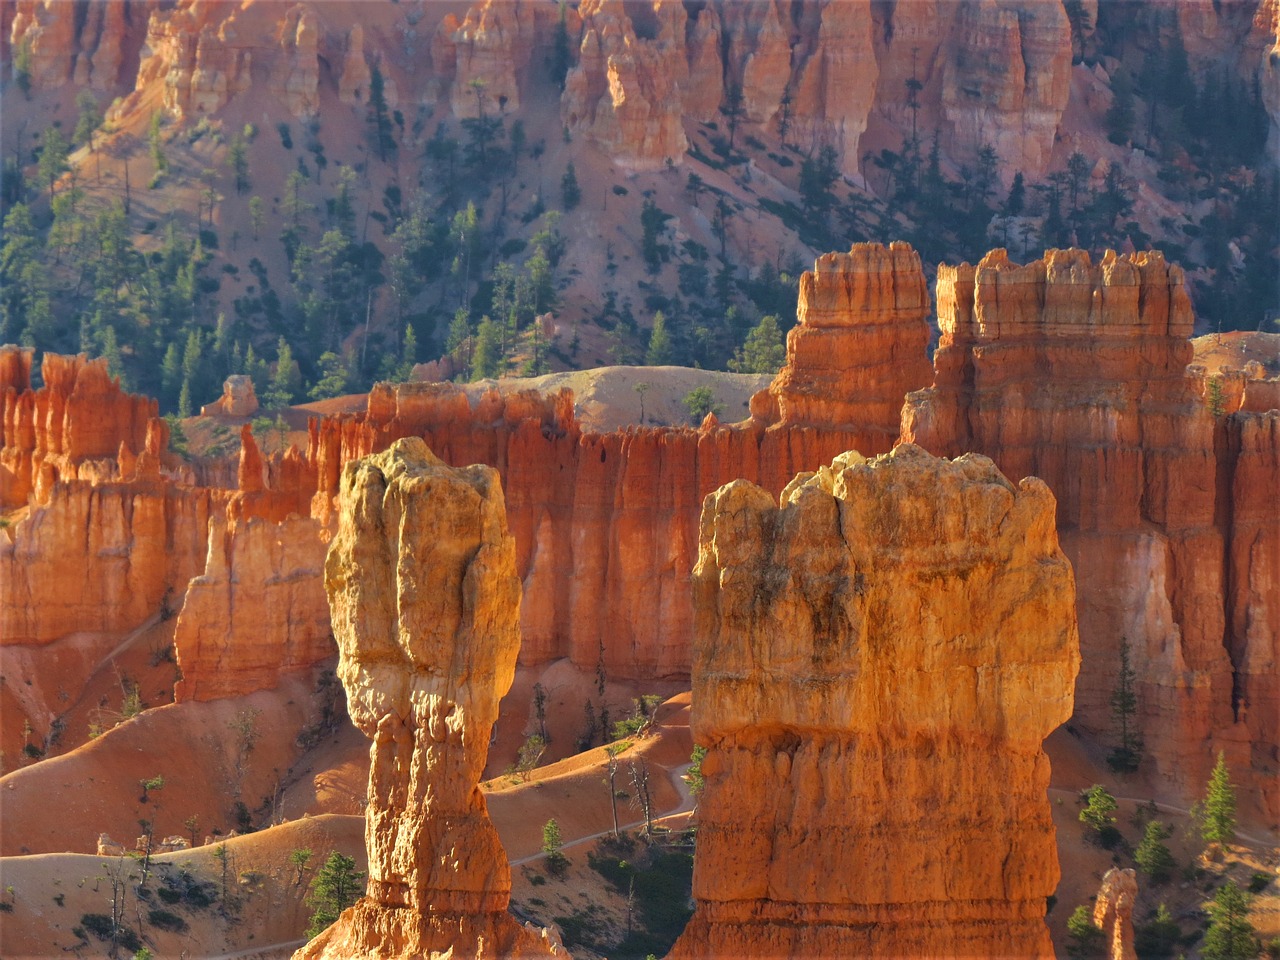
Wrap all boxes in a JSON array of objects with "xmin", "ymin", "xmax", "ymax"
[
  {"xmin": 670, "ymin": 444, "xmax": 1080, "ymax": 958},
  {"xmin": 295, "ymin": 437, "xmax": 563, "ymax": 959}
]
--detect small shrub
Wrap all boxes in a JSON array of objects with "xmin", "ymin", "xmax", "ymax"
[
  {"xmin": 1247, "ymin": 871, "xmax": 1273, "ymax": 894},
  {"xmin": 147, "ymin": 908, "xmax": 186, "ymax": 932},
  {"xmin": 156, "ymin": 886, "xmax": 182, "ymax": 904},
  {"xmin": 612, "ymin": 184, "xmax": 628, "ymax": 196}
]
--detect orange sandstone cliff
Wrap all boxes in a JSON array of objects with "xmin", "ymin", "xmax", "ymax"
[
  {"xmin": 294, "ymin": 438, "xmax": 562, "ymax": 960},
  {"xmin": 302, "ymin": 243, "xmax": 935, "ymax": 679},
  {"xmin": 669, "ymin": 445, "xmax": 1080, "ymax": 958},
  {"xmin": 901, "ymin": 248, "xmax": 1251, "ymax": 806}
]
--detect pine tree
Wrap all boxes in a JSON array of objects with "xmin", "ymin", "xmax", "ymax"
[
  {"xmin": 730, "ymin": 314, "xmax": 786, "ymax": 374},
  {"xmin": 645, "ymin": 312, "xmax": 672, "ymax": 366},
  {"xmin": 541, "ymin": 819, "xmax": 568, "ymax": 876},
  {"xmin": 1108, "ymin": 637, "xmax": 1144, "ymax": 772},
  {"xmin": 178, "ymin": 378, "xmax": 192, "ymax": 418},
  {"xmin": 1201, "ymin": 881, "xmax": 1256, "ymax": 960},
  {"xmin": 471, "ymin": 316, "xmax": 501, "ymax": 380},
  {"xmin": 1199, "ymin": 751, "xmax": 1237, "ymax": 848},
  {"xmin": 1135, "ymin": 819, "xmax": 1176, "ymax": 884},
  {"xmin": 304, "ymin": 852, "xmax": 364, "ymax": 939},
  {"xmin": 1079, "ymin": 784, "xmax": 1120, "ymax": 847},
  {"xmin": 1106, "ymin": 70, "xmax": 1136, "ymax": 145},
  {"xmin": 368, "ymin": 64, "xmax": 395, "ymax": 162},
  {"xmin": 1066, "ymin": 904, "xmax": 1104, "ymax": 959},
  {"xmin": 561, "ymin": 162, "xmax": 581, "ymax": 210},
  {"xmin": 265, "ymin": 338, "xmax": 301, "ymax": 408},
  {"xmin": 308, "ymin": 352, "xmax": 351, "ymax": 400},
  {"xmin": 38, "ymin": 127, "xmax": 69, "ymax": 199}
]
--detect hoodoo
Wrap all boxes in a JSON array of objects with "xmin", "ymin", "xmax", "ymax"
[
  {"xmin": 670, "ymin": 445, "xmax": 1080, "ymax": 958},
  {"xmin": 901, "ymin": 248, "xmax": 1252, "ymax": 805},
  {"xmin": 294, "ymin": 438, "xmax": 563, "ymax": 960}
]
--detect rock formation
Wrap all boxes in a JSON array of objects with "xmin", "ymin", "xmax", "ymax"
[
  {"xmin": 7, "ymin": 0, "xmax": 144, "ymax": 89},
  {"xmin": 1222, "ymin": 410, "xmax": 1280, "ymax": 816},
  {"xmin": 938, "ymin": 0, "xmax": 1072, "ymax": 179},
  {"xmin": 201, "ymin": 375, "xmax": 259, "ymax": 418},
  {"xmin": 669, "ymin": 445, "xmax": 1079, "ymax": 958},
  {"xmin": 295, "ymin": 438, "xmax": 561, "ymax": 960},
  {"xmin": 1092, "ymin": 867, "xmax": 1138, "ymax": 960},
  {"xmin": 901, "ymin": 248, "xmax": 1241, "ymax": 804},
  {"xmin": 173, "ymin": 512, "xmax": 331, "ymax": 702},
  {"xmin": 1, "ymin": 349, "xmax": 157, "ymax": 509},
  {"xmin": 1258, "ymin": 0, "xmax": 1280, "ymax": 151},
  {"xmin": 303, "ymin": 244, "xmax": 935, "ymax": 679},
  {"xmin": 761, "ymin": 240, "xmax": 933, "ymax": 445},
  {"xmin": 562, "ymin": 0, "xmax": 689, "ymax": 170}
]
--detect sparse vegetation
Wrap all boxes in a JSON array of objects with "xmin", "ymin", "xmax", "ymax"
[
  {"xmin": 305, "ymin": 852, "xmax": 365, "ymax": 939},
  {"xmin": 542, "ymin": 819, "xmax": 568, "ymax": 877}
]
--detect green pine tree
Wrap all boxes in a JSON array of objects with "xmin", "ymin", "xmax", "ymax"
[
  {"xmin": 1107, "ymin": 637, "xmax": 1144, "ymax": 772},
  {"xmin": 1135, "ymin": 819, "xmax": 1176, "ymax": 884},
  {"xmin": 1079, "ymin": 785, "xmax": 1116, "ymax": 830},
  {"xmin": 1201, "ymin": 881, "xmax": 1257, "ymax": 960},
  {"xmin": 471, "ymin": 316, "xmax": 501, "ymax": 380},
  {"xmin": 304, "ymin": 852, "xmax": 364, "ymax": 940},
  {"xmin": 1199, "ymin": 751, "xmax": 1237, "ymax": 848},
  {"xmin": 561, "ymin": 162, "xmax": 581, "ymax": 210},
  {"xmin": 541, "ymin": 819, "xmax": 568, "ymax": 876},
  {"xmin": 730, "ymin": 314, "xmax": 786, "ymax": 374},
  {"xmin": 645, "ymin": 311, "xmax": 672, "ymax": 366}
]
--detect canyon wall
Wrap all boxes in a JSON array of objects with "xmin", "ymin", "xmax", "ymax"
[
  {"xmin": 900, "ymin": 248, "xmax": 1266, "ymax": 808},
  {"xmin": 303, "ymin": 243, "xmax": 934, "ymax": 679},
  {"xmin": 669, "ymin": 445, "xmax": 1079, "ymax": 958},
  {"xmin": 19, "ymin": 0, "xmax": 1246, "ymax": 181},
  {"xmin": 295, "ymin": 438, "xmax": 561, "ymax": 960}
]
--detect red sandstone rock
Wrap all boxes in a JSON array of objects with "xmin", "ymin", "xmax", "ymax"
[
  {"xmin": 1093, "ymin": 868, "xmax": 1138, "ymax": 960},
  {"xmin": 201, "ymin": 375, "xmax": 259, "ymax": 418},
  {"xmin": 295, "ymin": 438, "xmax": 562, "ymax": 960},
  {"xmin": 669, "ymin": 445, "xmax": 1079, "ymax": 959},
  {"xmin": 902, "ymin": 248, "xmax": 1242, "ymax": 810},
  {"xmin": 1, "ymin": 349, "xmax": 157, "ymax": 509},
  {"xmin": 0, "ymin": 479, "xmax": 215, "ymax": 645},
  {"xmin": 765, "ymin": 241, "xmax": 933, "ymax": 448},
  {"xmin": 173, "ymin": 512, "xmax": 331, "ymax": 703},
  {"xmin": 562, "ymin": 0, "xmax": 689, "ymax": 170}
]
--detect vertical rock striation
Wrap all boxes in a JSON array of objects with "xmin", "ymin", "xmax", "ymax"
[
  {"xmin": 669, "ymin": 444, "xmax": 1079, "ymax": 959},
  {"xmin": 294, "ymin": 438, "xmax": 562, "ymax": 960},
  {"xmin": 902, "ymin": 248, "xmax": 1239, "ymax": 803},
  {"xmin": 1093, "ymin": 868, "xmax": 1138, "ymax": 960}
]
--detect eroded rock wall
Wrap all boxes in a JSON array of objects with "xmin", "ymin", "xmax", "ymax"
[
  {"xmin": 295, "ymin": 438, "xmax": 560, "ymax": 960},
  {"xmin": 304, "ymin": 244, "xmax": 934, "ymax": 678},
  {"xmin": 669, "ymin": 445, "xmax": 1079, "ymax": 958},
  {"xmin": 900, "ymin": 248, "xmax": 1246, "ymax": 807}
]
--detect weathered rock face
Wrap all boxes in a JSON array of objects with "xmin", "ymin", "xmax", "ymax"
[
  {"xmin": 7, "ymin": 0, "xmax": 146, "ymax": 89},
  {"xmin": 441, "ymin": 0, "xmax": 533, "ymax": 119},
  {"xmin": 1223, "ymin": 410, "xmax": 1280, "ymax": 816},
  {"xmin": 669, "ymin": 445, "xmax": 1079, "ymax": 959},
  {"xmin": 172, "ymin": 512, "xmax": 331, "ymax": 703},
  {"xmin": 304, "ymin": 245, "xmax": 935, "ymax": 680},
  {"xmin": 1092, "ymin": 867, "xmax": 1138, "ymax": 960},
  {"xmin": 1, "ymin": 349, "xmax": 157, "ymax": 510},
  {"xmin": 1257, "ymin": 0, "xmax": 1280, "ymax": 151},
  {"xmin": 762, "ymin": 241, "xmax": 934, "ymax": 447},
  {"xmin": 938, "ymin": 0, "xmax": 1072, "ymax": 179},
  {"xmin": 0, "ymin": 478, "xmax": 215, "ymax": 645},
  {"xmin": 200, "ymin": 375, "xmax": 259, "ymax": 418},
  {"xmin": 295, "ymin": 438, "xmax": 561, "ymax": 960},
  {"xmin": 562, "ymin": 0, "xmax": 689, "ymax": 170},
  {"xmin": 787, "ymin": 0, "xmax": 879, "ymax": 166},
  {"xmin": 901, "ymin": 248, "xmax": 1239, "ymax": 806}
]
